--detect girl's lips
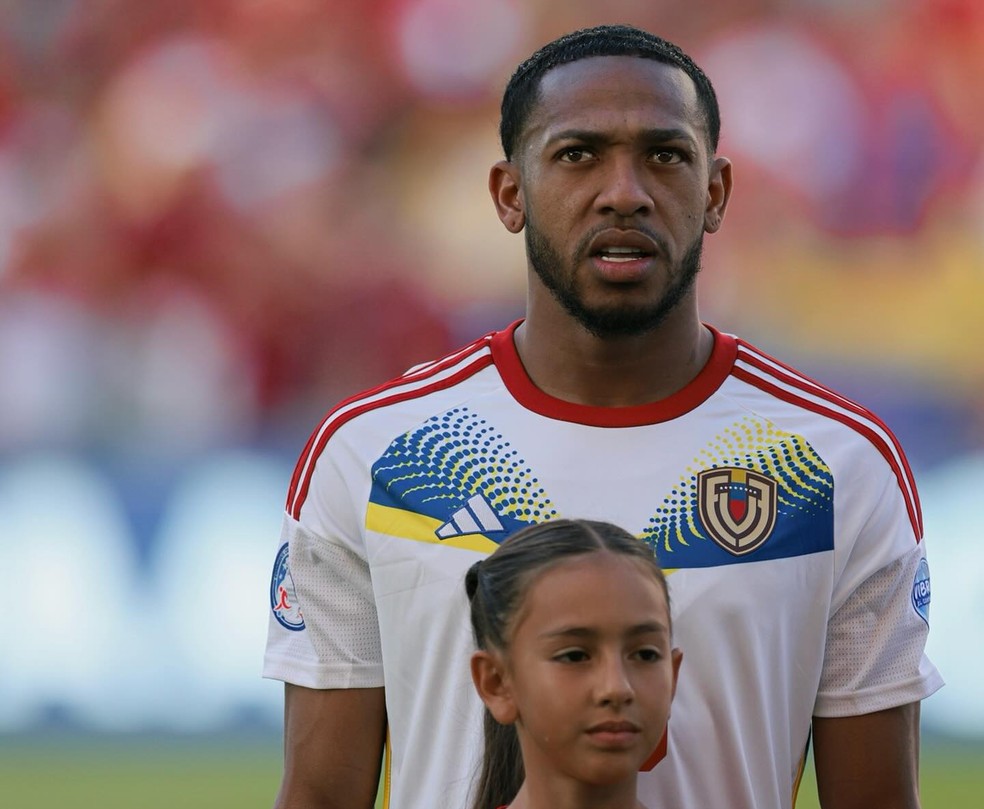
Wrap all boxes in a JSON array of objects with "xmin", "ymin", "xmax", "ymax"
[
  {"xmin": 586, "ymin": 722, "xmax": 642, "ymax": 749},
  {"xmin": 587, "ymin": 720, "xmax": 640, "ymax": 734}
]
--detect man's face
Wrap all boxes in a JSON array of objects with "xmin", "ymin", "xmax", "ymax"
[{"xmin": 503, "ymin": 56, "xmax": 728, "ymax": 338}]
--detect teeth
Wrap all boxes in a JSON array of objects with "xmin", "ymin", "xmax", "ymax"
[{"xmin": 599, "ymin": 246, "xmax": 645, "ymax": 262}]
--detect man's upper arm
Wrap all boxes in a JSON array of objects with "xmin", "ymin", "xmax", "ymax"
[
  {"xmin": 812, "ymin": 702, "xmax": 920, "ymax": 809},
  {"xmin": 274, "ymin": 683, "xmax": 386, "ymax": 809}
]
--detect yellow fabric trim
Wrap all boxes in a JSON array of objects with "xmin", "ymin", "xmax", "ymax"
[
  {"xmin": 379, "ymin": 725, "xmax": 392, "ymax": 809},
  {"xmin": 365, "ymin": 503, "xmax": 501, "ymax": 553}
]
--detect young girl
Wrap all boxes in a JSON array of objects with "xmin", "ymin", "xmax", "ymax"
[{"xmin": 466, "ymin": 519, "xmax": 682, "ymax": 809}]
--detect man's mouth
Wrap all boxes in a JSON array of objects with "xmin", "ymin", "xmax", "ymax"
[
  {"xmin": 587, "ymin": 228, "xmax": 661, "ymax": 265},
  {"xmin": 595, "ymin": 246, "xmax": 652, "ymax": 263}
]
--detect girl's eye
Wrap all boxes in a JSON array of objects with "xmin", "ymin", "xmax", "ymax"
[
  {"xmin": 554, "ymin": 649, "xmax": 589, "ymax": 663},
  {"xmin": 633, "ymin": 647, "xmax": 663, "ymax": 663}
]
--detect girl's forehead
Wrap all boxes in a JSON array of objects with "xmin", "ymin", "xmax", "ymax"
[
  {"xmin": 529, "ymin": 548, "xmax": 659, "ymax": 579},
  {"xmin": 510, "ymin": 551, "xmax": 669, "ymax": 633}
]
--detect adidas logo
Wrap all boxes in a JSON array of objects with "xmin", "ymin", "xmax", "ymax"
[{"xmin": 436, "ymin": 494, "xmax": 505, "ymax": 539}]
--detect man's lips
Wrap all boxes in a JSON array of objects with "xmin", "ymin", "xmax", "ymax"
[
  {"xmin": 583, "ymin": 228, "xmax": 662, "ymax": 282},
  {"xmin": 587, "ymin": 228, "xmax": 660, "ymax": 261}
]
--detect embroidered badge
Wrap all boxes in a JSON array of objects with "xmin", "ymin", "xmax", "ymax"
[
  {"xmin": 911, "ymin": 557, "xmax": 931, "ymax": 625},
  {"xmin": 270, "ymin": 542, "xmax": 305, "ymax": 631},
  {"xmin": 697, "ymin": 467, "xmax": 778, "ymax": 555}
]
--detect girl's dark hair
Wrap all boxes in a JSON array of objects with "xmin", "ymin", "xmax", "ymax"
[
  {"xmin": 465, "ymin": 518, "xmax": 670, "ymax": 809},
  {"xmin": 499, "ymin": 24, "xmax": 721, "ymax": 161}
]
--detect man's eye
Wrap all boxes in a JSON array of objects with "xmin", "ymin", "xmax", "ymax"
[
  {"xmin": 652, "ymin": 150, "xmax": 683, "ymax": 164},
  {"xmin": 634, "ymin": 647, "xmax": 663, "ymax": 663},
  {"xmin": 554, "ymin": 649, "xmax": 589, "ymax": 663},
  {"xmin": 559, "ymin": 148, "xmax": 592, "ymax": 163}
]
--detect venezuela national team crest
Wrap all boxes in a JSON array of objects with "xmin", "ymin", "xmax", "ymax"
[{"xmin": 697, "ymin": 467, "xmax": 778, "ymax": 555}]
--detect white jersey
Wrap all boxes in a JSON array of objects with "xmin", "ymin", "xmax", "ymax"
[{"xmin": 263, "ymin": 321, "xmax": 942, "ymax": 809}]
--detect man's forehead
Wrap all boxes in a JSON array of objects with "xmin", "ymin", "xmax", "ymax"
[{"xmin": 525, "ymin": 55, "xmax": 703, "ymax": 144}]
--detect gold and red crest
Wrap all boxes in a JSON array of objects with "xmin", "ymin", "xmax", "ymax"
[{"xmin": 697, "ymin": 467, "xmax": 778, "ymax": 555}]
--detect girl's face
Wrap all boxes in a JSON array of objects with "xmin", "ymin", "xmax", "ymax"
[{"xmin": 492, "ymin": 552, "xmax": 682, "ymax": 791}]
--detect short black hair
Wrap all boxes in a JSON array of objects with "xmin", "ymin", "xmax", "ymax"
[{"xmin": 499, "ymin": 24, "xmax": 720, "ymax": 161}]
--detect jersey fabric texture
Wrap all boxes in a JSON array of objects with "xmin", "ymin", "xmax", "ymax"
[{"xmin": 263, "ymin": 321, "xmax": 943, "ymax": 809}]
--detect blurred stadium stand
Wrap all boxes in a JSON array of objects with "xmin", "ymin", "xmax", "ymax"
[{"xmin": 0, "ymin": 0, "xmax": 981, "ymax": 740}]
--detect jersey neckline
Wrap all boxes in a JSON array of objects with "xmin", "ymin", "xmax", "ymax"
[{"xmin": 489, "ymin": 320, "xmax": 738, "ymax": 427}]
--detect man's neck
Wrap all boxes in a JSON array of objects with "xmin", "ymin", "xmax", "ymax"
[{"xmin": 513, "ymin": 313, "xmax": 714, "ymax": 408}]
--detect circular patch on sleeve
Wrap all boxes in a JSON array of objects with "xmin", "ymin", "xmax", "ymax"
[
  {"xmin": 911, "ymin": 557, "xmax": 931, "ymax": 625},
  {"xmin": 270, "ymin": 542, "xmax": 305, "ymax": 631}
]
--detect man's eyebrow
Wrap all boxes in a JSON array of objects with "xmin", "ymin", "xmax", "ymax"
[{"xmin": 544, "ymin": 127, "xmax": 695, "ymax": 146}]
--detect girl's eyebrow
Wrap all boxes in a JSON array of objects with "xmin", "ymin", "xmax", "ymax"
[{"xmin": 539, "ymin": 622, "xmax": 669, "ymax": 640}]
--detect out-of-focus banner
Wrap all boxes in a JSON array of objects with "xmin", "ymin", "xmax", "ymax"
[{"xmin": 0, "ymin": 449, "xmax": 981, "ymax": 738}]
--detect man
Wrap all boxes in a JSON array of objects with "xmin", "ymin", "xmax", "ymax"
[{"xmin": 263, "ymin": 24, "xmax": 942, "ymax": 809}]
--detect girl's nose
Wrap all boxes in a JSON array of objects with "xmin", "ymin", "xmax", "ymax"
[{"xmin": 596, "ymin": 656, "xmax": 635, "ymax": 707}]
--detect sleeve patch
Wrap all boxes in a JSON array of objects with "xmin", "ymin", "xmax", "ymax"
[
  {"xmin": 911, "ymin": 557, "xmax": 931, "ymax": 625},
  {"xmin": 270, "ymin": 541, "xmax": 306, "ymax": 631}
]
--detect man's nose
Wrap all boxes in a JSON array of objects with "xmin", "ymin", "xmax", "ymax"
[{"xmin": 595, "ymin": 157, "xmax": 654, "ymax": 218}]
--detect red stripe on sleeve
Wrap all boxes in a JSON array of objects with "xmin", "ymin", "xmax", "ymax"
[
  {"xmin": 287, "ymin": 343, "xmax": 494, "ymax": 520},
  {"xmin": 732, "ymin": 363, "xmax": 922, "ymax": 540},
  {"xmin": 735, "ymin": 343, "xmax": 922, "ymax": 533}
]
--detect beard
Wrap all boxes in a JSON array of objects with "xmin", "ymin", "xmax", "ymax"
[{"xmin": 525, "ymin": 217, "xmax": 704, "ymax": 339}]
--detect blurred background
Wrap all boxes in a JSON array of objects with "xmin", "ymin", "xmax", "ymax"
[{"xmin": 1, "ymin": 0, "xmax": 981, "ymax": 806}]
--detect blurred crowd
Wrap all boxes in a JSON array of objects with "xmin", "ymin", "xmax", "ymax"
[
  {"xmin": 0, "ymin": 0, "xmax": 981, "ymax": 463},
  {"xmin": 1, "ymin": 0, "xmax": 983, "ymax": 738}
]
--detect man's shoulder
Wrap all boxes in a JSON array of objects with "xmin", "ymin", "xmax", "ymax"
[
  {"xmin": 727, "ymin": 333, "xmax": 893, "ymax": 436},
  {"xmin": 721, "ymin": 331, "xmax": 913, "ymax": 478},
  {"xmin": 284, "ymin": 329, "xmax": 510, "ymax": 523},
  {"xmin": 298, "ymin": 328, "xmax": 511, "ymax": 464},
  {"xmin": 333, "ymin": 330, "xmax": 503, "ymax": 421},
  {"xmin": 726, "ymin": 332, "xmax": 920, "ymax": 530}
]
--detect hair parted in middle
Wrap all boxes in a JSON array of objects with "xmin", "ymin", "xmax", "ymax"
[{"xmin": 465, "ymin": 517, "xmax": 671, "ymax": 809}]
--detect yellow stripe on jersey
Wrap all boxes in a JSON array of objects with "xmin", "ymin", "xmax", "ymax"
[
  {"xmin": 380, "ymin": 725, "xmax": 392, "ymax": 809},
  {"xmin": 365, "ymin": 502, "xmax": 501, "ymax": 554}
]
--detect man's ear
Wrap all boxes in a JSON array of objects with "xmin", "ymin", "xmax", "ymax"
[
  {"xmin": 489, "ymin": 160, "xmax": 526, "ymax": 234},
  {"xmin": 703, "ymin": 156, "xmax": 733, "ymax": 234},
  {"xmin": 471, "ymin": 649, "xmax": 518, "ymax": 725}
]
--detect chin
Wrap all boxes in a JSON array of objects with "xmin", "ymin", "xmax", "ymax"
[
  {"xmin": 574, "ymin": 308, "xmax": 668, "ymax": 339},
  {"xmin": 573, "ymin": 758, "xmax": 643, "ymax": 787}
]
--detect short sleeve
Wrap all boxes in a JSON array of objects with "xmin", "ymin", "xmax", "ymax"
[
  {"xmin": 815, "ymin": 541, "xmax": 943, "ymax": 716},
  {"xmin": 263, "ymin": 514, "xmax": 384, "ymax": 688}
]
